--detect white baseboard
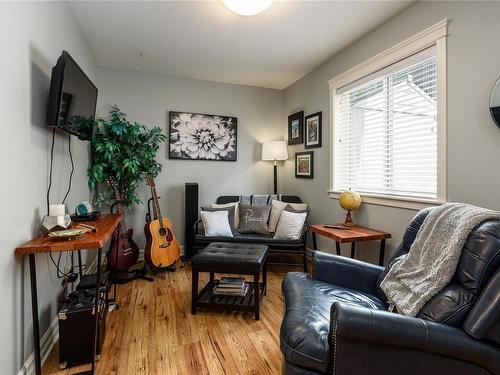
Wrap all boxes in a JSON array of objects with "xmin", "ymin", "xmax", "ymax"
[
  {"xmin": 18, "ymin": 253, "xmax": 100, "ymax": 375},
  {"xmin": 17, "ymin": 316, "xmax": 59, "ymax": 375}
]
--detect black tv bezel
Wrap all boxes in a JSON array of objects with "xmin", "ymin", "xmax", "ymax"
[{"xmin": 46, "ymin": 50, "xmax": 98, "ymax": 141}]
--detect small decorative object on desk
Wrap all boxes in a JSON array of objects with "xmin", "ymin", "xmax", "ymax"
[
  {"xmin": 48, "ymin": 228, "xmax": 84, "ymax": 241},
  {"xmin": 41, "ymin": 204, "xmax": 72, "ymax": 234},
  {"xmin": 338, "ymin": 190, "xmax": 361, "ymax": 226},
  {"xmin": 72, "ymin": 201, "xmax": 101, "ymax": 222}
]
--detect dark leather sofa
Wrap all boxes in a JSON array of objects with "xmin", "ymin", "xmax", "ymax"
[
  {"xmin": 280, "ymin": 208, "xmax": 500, "ymax": 375},
  {"xmin": 193, "ymin": 195, "xmax": 307, "ymax": 270}
]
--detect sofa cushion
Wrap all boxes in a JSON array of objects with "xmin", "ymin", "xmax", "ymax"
[
  {"xmin": 195, "ymin": 233, "xmax": 304, "ymax": 249},
  {"xmin": 201, "ymin": 206, "xmax": 238, "ymax": 235},
  {"xmin": 280, "ymin": 272, "xmax": 386, "ymax": 373},
  {"xmin": 239, "ymin": 204, "xmax": 271, "ymax": 235},
  {"xmin": 199, "ymin": 210, "xmax": 233, "ymax": 237},
  {"xmin": 274, "ymin": 210, "xmax": 307, "ymax": 240},
  {"xmin": 269, "ymin": 200, "xmax": 308, "ymax": 232}
]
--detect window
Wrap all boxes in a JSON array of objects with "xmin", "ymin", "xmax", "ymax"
[{"xmin": 328, "ymin": 20, "xmax": 447, "ymax": 208}]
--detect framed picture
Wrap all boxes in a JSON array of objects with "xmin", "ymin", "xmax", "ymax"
[
  {"xmin": 288, "ymin": 111, "xmax": 304, "ymax": 145},
  {"xmin": 169, "ymin": 111, "xmax": 237, "ymax": 161},
  {"xmin": 305, "ymin": 112, "xmax": 322, "ymax": 149},
  {"xmin": 295, "ymin": 151, "xmax": 314, "ymax": 179}
]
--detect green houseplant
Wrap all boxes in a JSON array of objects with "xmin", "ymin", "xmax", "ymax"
[{"xmin": 88, "ymin": 105, "xmax": 166, "ymax": 207}]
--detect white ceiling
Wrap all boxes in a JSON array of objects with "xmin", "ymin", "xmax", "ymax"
[{"xmin": 67, "ymin": 1, "xmax": 413, "ymax": 89}]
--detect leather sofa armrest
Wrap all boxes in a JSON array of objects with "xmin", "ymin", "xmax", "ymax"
[
  {"xmin": 330, "ymin": 303, "xmax": 500, "ymax": 375},
  {"xmin": 312, "ymin": 251, "xmax": 383, "ymax": 295}
]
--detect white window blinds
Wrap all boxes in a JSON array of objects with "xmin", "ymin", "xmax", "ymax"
[{"xmin": 334, "ymin": 47, "xmax": 438, "ymax": 200}]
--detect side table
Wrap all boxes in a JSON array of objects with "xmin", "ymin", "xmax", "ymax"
[{"xmin": 308, "ymin": 224, "xmax": 391, "ymax": 266}]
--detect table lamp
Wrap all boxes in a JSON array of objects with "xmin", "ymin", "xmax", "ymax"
[{"xmin": 262, "ymin": 140, "xmax": 288, "ymax": 194}]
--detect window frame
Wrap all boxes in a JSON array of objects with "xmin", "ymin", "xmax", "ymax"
[{"xmin": 328, "ymin": 19, "xmax": 448, "ymax": 210}]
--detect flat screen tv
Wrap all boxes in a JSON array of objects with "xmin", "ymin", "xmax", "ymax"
[{"xmin": 47, "ymin": 51, "xmax": 98, "ymax": 141}]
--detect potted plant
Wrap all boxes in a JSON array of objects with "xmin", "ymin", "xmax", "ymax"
[{"xmin": 88, "ymin": 105, "xmax": 166, "ymax": 208}]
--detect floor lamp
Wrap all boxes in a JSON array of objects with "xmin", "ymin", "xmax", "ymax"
[{"xmin": 262, "ymin": 140, "xmax": 288, "ymax": 195}]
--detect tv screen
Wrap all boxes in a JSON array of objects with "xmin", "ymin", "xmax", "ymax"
[{"xmin": 46, "ymin": 51, "xmax": 98, "ymax": 141}]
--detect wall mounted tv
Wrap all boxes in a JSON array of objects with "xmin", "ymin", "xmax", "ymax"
[{"xmin": 46, "ymin": 51, "xmax": 98, "ymax": 141}]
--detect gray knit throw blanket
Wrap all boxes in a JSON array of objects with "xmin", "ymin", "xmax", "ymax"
[{"xmin": 380, "ymin": 202, "xmax": 500, "ymax": 316}]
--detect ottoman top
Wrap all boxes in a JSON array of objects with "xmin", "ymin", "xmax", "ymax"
[{"xmin": 192, "ymin": 242, "xmax": 268, "ymax": 272}]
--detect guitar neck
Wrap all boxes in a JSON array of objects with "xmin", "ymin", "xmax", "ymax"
[
  {"xmin": 151, "ymin": 186, "xmax": 164, "ymax": 227},
  {"xmin": 116, "ymin": 202, "xmax": 128, "ymax": 232}
]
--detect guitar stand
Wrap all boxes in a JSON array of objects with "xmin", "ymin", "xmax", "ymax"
[{"xmin": 109, "ymin": 263, "xmax": 154, "ymax": 285}]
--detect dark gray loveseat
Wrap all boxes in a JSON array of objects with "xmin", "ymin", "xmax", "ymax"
[{"xmin": 193, "ymin": 195, "xmax": 307, "ymax": 270}]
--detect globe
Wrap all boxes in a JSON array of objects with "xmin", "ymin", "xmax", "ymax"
[
  {"xmin": 339, "ymin": 191, "xmax": 361, "ymax": 211},
  {"xmin": 339, "ymin": 190, "xmax": 361, "ymax": 226}
]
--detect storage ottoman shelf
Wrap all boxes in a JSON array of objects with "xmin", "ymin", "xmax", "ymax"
[{"xmin": 195, "ymin": 280, "xmax": 266, "ymax": 313}]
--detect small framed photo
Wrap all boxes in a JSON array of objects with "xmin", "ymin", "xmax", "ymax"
[
  {"xmin": 305, "ymin": 112, "xmax": 322, "ymax": 149},
  {"xmin": 288, "ymin": 111, "xmax": 304, "ymax": 145},
  {"xmin": 295, "ymin": 151, "xmax": 314, "ymax": 179}
]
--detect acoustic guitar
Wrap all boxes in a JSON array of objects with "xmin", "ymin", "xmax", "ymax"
[
  {"xmin": 144, "ymin": 176, "xmax": 180, "ymax": 270},
  {"xmin": 107, "ymin": 177, "xmax": 140, "ymax": 271}
]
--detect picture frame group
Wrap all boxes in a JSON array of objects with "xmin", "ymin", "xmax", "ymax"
[{"xmin": 288, "ymin": 110, "xmax": 321, "ymax": 179}]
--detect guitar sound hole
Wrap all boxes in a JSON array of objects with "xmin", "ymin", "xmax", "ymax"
[{"xmin": 159, "ymin": 227, "xmax": 167, "ymax": 237}]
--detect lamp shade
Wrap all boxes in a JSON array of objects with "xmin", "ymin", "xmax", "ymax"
[{"xmin": 261, "ymin": 140, "xmax": 288, "ymax": 161}]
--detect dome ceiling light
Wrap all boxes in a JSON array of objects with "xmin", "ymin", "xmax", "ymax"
[{"xmin": 222, "ymin": 0, "xmax": 273, "ymax": 16}]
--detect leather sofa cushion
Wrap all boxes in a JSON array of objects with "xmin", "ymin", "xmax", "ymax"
[
  {"xmin": 417, "ymin": 284, "xmax": 475, "ymax": 327},
  {"xmin": 280, "ymin": 272, "xmax": 386, "ymax": 373},
  {"xmin": 195, "ymin": 233, "xmax": 304, "ymax": 249}
]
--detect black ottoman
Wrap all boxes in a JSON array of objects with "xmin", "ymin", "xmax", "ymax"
[{"xmin": 191, "ymin": 242, "xmax": 268, "ymax": 320}]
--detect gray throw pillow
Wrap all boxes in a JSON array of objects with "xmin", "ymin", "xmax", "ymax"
[
  {"xmin": 238, "ymin": 204, "xmax": 271, "ymax": 235},
  {"xmin": 201, "ymin": 206, "xmax": 239, "ymax": 235}
]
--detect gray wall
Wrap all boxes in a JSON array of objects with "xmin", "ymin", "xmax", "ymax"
[
  {"xmin": 282, "ymin": 1, "xmax": 500, "ymax": 264},
  {"xmin": 0, "ymin": 2, "xmax": 96, "ymax": 373},
  {"xmin": 96, "ymin": 67, "xmax": 284, "ymax": 250}
]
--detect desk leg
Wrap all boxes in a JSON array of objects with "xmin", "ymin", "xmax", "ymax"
[
  {"xmin": 335, "ymin": 242, "xmax": 341, "ymax": 256},
  {"xmin": 191, "ymin": 267, "xmax": 198, "ymax": 315},
  {"xmin": 89, "ymin": 247, "xmax": 103, "ymax": 375},
  {"xmin": 253, "ymin": 272, "xmax": 260, "ymax": 320},
  {"xmin": 379, "ymin": 239, "xmax": 386, "ymax": 266},
  {"xmin": 312, "ymin": 232, "xmax": 317, "ymax": 250},
  {"xmin": 77, "ymin": 250, "xmax": 83, "ymax": 279},
  {"xmin": 351, "ymin": 242, "xmax": 356, "ymax": 259},
  {"xmin": 29, "ymin": 254, "xmax": 42, "ymax": 375}
]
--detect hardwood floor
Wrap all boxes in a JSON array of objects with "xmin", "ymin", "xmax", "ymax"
[{"xmin": 42, "ymin": 262, "xmax": 293, "ymax": 375}]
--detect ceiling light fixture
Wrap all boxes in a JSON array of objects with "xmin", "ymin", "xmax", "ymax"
[{"xmin": 222, "ymin": 0, "xmax": 273, "ymax": 16}]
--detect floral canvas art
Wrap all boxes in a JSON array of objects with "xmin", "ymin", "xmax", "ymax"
[{"xmin": 169, "ymin": 111, "xmax": 237, "ymax": 161}]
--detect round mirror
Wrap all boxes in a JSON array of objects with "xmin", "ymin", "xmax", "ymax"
[{"xmin": 490, "ymin": 76, "xmax": 500, "ymax": 128}]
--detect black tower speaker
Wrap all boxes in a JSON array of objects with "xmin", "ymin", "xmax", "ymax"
[{"xmin": 184, "ymin": 183, "xmax": 199, "ymax": 260}]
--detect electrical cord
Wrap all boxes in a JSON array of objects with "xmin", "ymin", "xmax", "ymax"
[
  {"xmin": 62, "ymin": 133, "xmax": 74, "ymax": 204},
  {"xmin": 46, "ymin": 129, "xmax": 83, "ymax": 279},
  {"xmin": 46, "ymin": 128, "xmax": 56, "ymax": 215}
]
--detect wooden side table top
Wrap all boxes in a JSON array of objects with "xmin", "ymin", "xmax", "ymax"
[
  {"xmin": 15, "ymin": 213, "xmax": 123, "ymax": 255},
  {"xmin": 308, "ymin": 224, "xmax": 391, "ymax": 243}
]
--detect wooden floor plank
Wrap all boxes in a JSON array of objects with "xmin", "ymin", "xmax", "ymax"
[{"xmin": 41, "ymin": 263, "xmax": 295, "ymax": 374}]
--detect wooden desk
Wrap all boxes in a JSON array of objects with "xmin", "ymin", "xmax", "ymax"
[
  {"xmin": 308, "ymin": 224, "xmax": 391, "ymax": 266},
  {"xmin": 15, "ymin": 213, "xmax": 123, "ymax": 375}
]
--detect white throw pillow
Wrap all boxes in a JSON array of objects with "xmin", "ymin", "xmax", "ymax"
[
  {"xmin": 268, "ymin": 200, "xmax": 308, "ymax": 232},
  {"xmin": 274, "ymin": 210, "xmax": 307, "ymax": 240},
  {"xmin": 211, "ymin": 202, "xmax": 240, "ymax": 227},
  {"xmin": 200, "ymin": 210, "xmax": 233, "ymax": 237}
]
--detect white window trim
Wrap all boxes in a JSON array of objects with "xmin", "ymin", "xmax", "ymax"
[{"xmin": 328, "ymin": 19, "xmax": 448, "ymax": 211}]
